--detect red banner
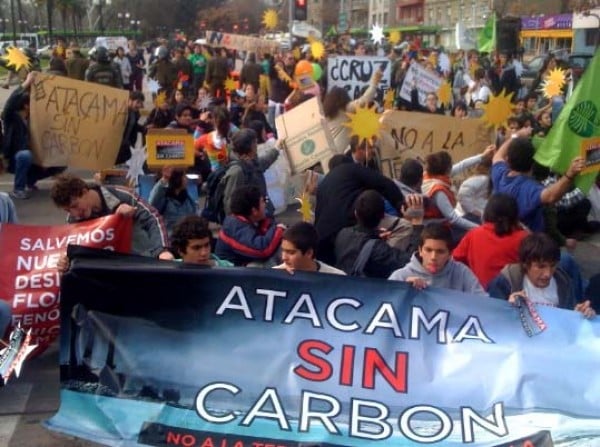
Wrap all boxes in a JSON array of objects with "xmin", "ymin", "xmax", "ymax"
[{"xmin": 0, "ymin": 215, "xmax": 132, "ymax": 352}]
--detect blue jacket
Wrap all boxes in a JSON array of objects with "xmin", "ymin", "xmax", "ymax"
[
  {"xmin": 148, "ymin": 181, "xmax": 197, "ymax": 235},
  {"xmin": 215, "ymin": 214, "xmax": 283, "ymax": 266}
]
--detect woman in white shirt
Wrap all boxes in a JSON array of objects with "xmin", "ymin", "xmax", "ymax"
[{"xmin": 113, "ymin": 47, "xmax": 132, "ymax": 90}]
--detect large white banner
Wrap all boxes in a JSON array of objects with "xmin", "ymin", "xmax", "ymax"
[
  {"xmin": 327, "ymin": 55, "xmax": 391, "ymax": 105},
  {"xmin": 399, "ymin": 60, "xmax": 444, "ymax": 106}
]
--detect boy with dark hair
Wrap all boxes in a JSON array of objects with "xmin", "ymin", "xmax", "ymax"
[
  {"xmin": 274, "ymin": 222, "xmax": 345, "ymax": 275},
  {"xmin": 215, "ymin": 185, "xmax": 284, "ymax": 266},
  {"xmin": 51, "ymin": 173, "xmax": 172, "ymax": 259},
  {"xmin": 487, "ymin": 233, "xmax": 595, "ymax": 317},
  {"xmin": 388, "ymin": 223, "xmax": 486, "ymax": 295},
  {"xmin": 170, "ymin": 215, "xmax": 232, "ymax": 266},
  {"xmin": 492, "ymin": 126, "xmax": 586, "ymax": 232},
  {"xmin": 335, "ymin": 190, "xmax": 423, "ymax": 278}
]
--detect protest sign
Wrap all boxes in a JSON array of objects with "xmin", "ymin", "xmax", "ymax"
[
  {"xmin": 146, "ymin": 129, "xmax": 194, "ymax": 168},
  {"xmin": 206, "ymin": 30, "xmax": 279, "ymax": 54},
  {"xmin": 379, "ymin": 111, "xmax": 493, "ymax": 179},
  {"xmin": 0, "ymin": 216, "xmax": 132, "ymax": 352},
  {"xmin": 327, "ymin": 55, "xmax": 391, "ymax": 104},
  {"xmin": 47, "ymin": 248, "xmax": 600, "ymax": 446},
  {"xmin": 276, "ymin": 96, "xmax": 336, "ymax": 174},
  {"xmin": 29, "ymin": 73, "xmax": 130, "ymax": 170},
  {"xmin": 399, "ymin": 60, "xmax": 444, "ymax": 106}
]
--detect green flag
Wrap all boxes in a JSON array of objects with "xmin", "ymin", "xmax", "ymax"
[
  {"xmin": 477, "ymin": 13, "xmax": 495, "ymax": 53},
  {"xmin": 534, "ymin": 51, "xmax": 600, "ymax": 193}
]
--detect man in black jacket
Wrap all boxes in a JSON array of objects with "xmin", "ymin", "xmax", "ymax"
[
  {"xmin": 314, "ymin": 155, "xmax": 405, "ymax": 265},
  {"xmin": 335, "ymin": 189, "xmax": 423, "ymax": 278}
]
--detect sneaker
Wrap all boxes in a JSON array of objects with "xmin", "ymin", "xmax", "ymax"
[{"xmin": 9, "ymin": 189, "xmax": 31, "ymax": 200}]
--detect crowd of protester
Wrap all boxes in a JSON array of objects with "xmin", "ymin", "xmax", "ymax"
[{"xmin": 1, "ymin": 31, "xmax": 599, "ymax": 337}]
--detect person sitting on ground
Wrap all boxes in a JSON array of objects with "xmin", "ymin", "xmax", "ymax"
[
  {"xmin": 491, "ymin": 126, "xmax": 586, "ymax": 232},
  {"xmin": 148, "ymin": 166, "xmax": 198, "ymax": 236},
  {"xmin": 0, "ymin": 191, "xmax": 18, "ymax": 223},
  {"xmin": 487, "ymin": 233, "xmax": 595, "ymax": 318},
  {"xmin": 388, "ymin": 222, "xmax": 486, "ymax": 295},
  {"xmin": 315, "ymin": 154, "xmax": 406, "ymax": 265},
  {"xmin": 215, "ymin": 185, "xmax": 284, "ymax": 267},
  {"xmin": 170, "ymin": 215, "xmax": 233, "ymax": 267},
  {"xmin": 274, "ymin": 222, "xmax": 345, "ymax": 275},
  {"xmin": 1, "ymin": 72, "xmax": 66, "ymax": 199},
  {"xmin": 453, "ymin": 194, "xmax": 529, "ymax": 289},
  {"xmin": 422, "ymin": 145, "xmax": 495, "ymax": 240},
  {"xmin": 50, "ymin": 173, "xmax": 172, "ymax": 259},
  {"xmin": 335, "ymin": 190, "xmax": 424, "ymax": 278}
]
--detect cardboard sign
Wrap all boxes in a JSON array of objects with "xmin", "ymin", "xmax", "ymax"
[
  {"xmin": 146, "ymin": 129, "xmax": 194, "ymax": 168},
  {"xmin": 206, "ymin": 30, "xmax": 279, "ymax": 54},
  {"xmin": 581, "ymin": 137, "xmax": 600, "ymax": 174},
  {"xmin": 29, "ymin": 73, "xmax": 129, "ymax": 170},
  {"xmin": 379, "ymin": 111, "xmax": 493, "ymax": 179},
  {"xmin": 327, "ymin": 55, "xmax": 391, "ymax": 104},
  {"xmin": 399, "ymin": 60, "xmax": 444, "ymax": 106},
  {"xmin": 275, "ymin": 97, "xmax": 336, "ymax": 174}
]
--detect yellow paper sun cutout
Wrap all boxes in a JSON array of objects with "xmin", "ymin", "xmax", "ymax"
[
  {"xmin": 383, "ymin": 89, "xmax": 395, "ymax": 110},
  {"xmin": 154, "ymin": 91, "xmax": 167, "ymax": 108},
  {"xmin": 437, "ymin": 81, "xmax": 452, "ymax": 107},
  {"xmin": 480, "ymin": 89, "xmax": 514, "ymax": 129},
  {"xmin": 344, "ymin": 104, "xmax": 381, "ymax": 144},
  {"xmin": 292, "ymin": 46, "xmax": 301, "ymax": 61},
  {"xmin": 4, "ymin": 47, "xmax": 31, "ymax": 72},
  {"xmin": 224, "ymin": 77, "xmax": 237, "ymax": 93},
  {"xmin": 540, "ymin": 67, "xmax": 567, "ymax": 99},
  {"xmin": 310, "ymin": 41, "xmax": 325, "ymax": 60},
  {"xmin": 389, "ymin": 30, "xmax": 401, "ymax": 45},
  {"xmin": 295, "ymin": 192, "xmax": 314, "ymax": 222},
  {"xmin": 262, "ymin": 9, "xmax": 278, "ymax": 30}
]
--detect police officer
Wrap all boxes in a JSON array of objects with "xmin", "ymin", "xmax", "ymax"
[{"xmin": 85, "ymin": 46, "xmax": 123, "ymax": 88}]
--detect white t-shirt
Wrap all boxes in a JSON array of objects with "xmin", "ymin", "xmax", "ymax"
[
  {"xmin": 273, "ymin": 261, "xmax": 346, "ymax": 275},
  {"xmin": 523, "ymin": 276, "xmax": 559, "ymax": 307}
]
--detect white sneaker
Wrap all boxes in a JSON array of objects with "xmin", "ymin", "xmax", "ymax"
[{"xmin": 9, "ymin": 189, "xmax": 31, "ymax": 200}]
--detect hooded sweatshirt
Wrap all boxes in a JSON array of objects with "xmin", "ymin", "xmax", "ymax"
[{"xmin": 388, "ymin": 252, "xmax": 487, "ymax": 296}]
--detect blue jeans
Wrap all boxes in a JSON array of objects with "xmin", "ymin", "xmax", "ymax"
[{"xmin": 13, "ymin": 150, "xmax": 65, "ymax": 191}]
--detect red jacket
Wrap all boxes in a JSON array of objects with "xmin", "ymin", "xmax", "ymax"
[{"xmin": 453, "ymin": 222, "xmax": 528, "ymax": 289}]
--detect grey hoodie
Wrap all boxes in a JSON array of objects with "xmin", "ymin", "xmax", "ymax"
[{"xmin": 388, "ymin": 253, "xmax": 487, "ymax": 296}]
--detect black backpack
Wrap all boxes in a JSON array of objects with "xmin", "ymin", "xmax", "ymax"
[{"xmin": 201, "ymin": 160, "xmax": 247, "ymax": 224}]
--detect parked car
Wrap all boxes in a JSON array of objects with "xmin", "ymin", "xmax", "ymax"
[
  {"xmin": 568, "ymin": 52, "xmax": 593, "ymax": 82},
  {"xmin": 520, "ymin": 55, "xmax": 545, "ymax": 89}
]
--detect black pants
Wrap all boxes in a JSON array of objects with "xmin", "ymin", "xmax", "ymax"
[{"xmin": 557, "ymin": 199, "xmax": 591, "ymax": 237}]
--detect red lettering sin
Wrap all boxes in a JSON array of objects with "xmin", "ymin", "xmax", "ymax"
[{"xmin": 294, "ymin": 339, "xmax": 333, "ymax": 382}]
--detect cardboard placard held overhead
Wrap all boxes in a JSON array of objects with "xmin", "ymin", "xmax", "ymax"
[
  {"xmin": 378, "ymin": 111, "xmax": 494, "ymax": 180},
  {"xmin": 327, "ymin": 55, "xmax": 392, "ymax": 104},
  {"xmin": 275, "ymin": 97, "xmax": 336, "ymax": 174},
  {"xmin": 29, "ymin": 73, "xmax": 130, "ymax": 169},
  {"xmin": 146, "ymin": 128, "xmax": 195, "ymax": 168},
  {"xmin": 399, "ymin": 61, "xmax": 443, "ymax": 106},
  {"xmin": 206, "ymin": 30, "xmax": 280, "ymax": 54}
]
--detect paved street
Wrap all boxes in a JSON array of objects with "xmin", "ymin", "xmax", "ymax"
[{"xmin": 0, "ymin": 82, "xmax": 600, "ymax": 447}]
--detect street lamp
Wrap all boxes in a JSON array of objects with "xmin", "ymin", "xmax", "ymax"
[{"xmin": 93, "ymin": 0, "xmax": 112, "ymax": 34}]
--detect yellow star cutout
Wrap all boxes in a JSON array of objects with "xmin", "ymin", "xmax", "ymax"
[
  {"xmin": 295, "ymin": 192, "xmax": 314, "ymax": 222},
  {"xmin": 437, "ymin": 81, "xmax": 452, "ymax": 107},
  {"xmin": 262, "ymin": 9, "xmax": 278, "ymax": 30},
  {"xmin": 344, "ymin": 103, "xmax": 381, "ymax": 144},
  {"xmin": 480, "ymin": 89, "xmax": 515, "ymax": 129},
  {"xmin": 383, "ymin": 89, "xmax": 395, "ymax": 110},
  {"xmin": 310, "ymin": 41, "xmax": 325, "ymax": 60},
  {"xmin": 154, "ymin": 91, "xmax": 167, "ymax": 108},
  {"xmin": 292, "ymin": 46, "xmax": 301, "ymax": 61},
  {"xmin": 389, "ymin": 30, "xmax": 401, "ymax": 45},
  {"xmin": 274, "ymin": 64, "xmax": 294, "ymax": 86},
  {"xmin": 3, "ymin": 47, "xmax": 31, "ymax": 72},
  {"xmin": 224, "ymin": 77, "xmax": 237, "ymax": 93},
  {"xmin": 540, "ymin": 67, "xmax": 567, "ymax": 99}
]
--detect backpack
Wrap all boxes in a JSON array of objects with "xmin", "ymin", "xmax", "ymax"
[
  {"xmin": 349, "ymin": 239, "xmax": 377, "ymax": 277},
  {"xmin": 202, "ymin": 160, "xmax": 248, "ymax": 224}
]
